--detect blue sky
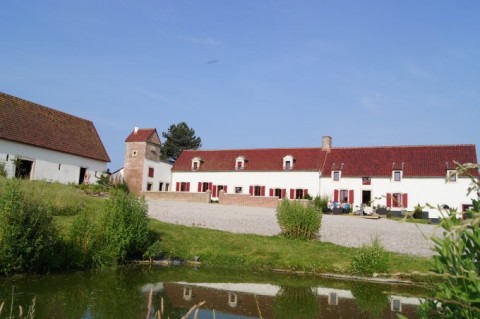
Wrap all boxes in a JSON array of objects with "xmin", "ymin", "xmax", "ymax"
[{"xmin": 1, "ymin": 1, "xmax": 479, "ymax": 170}]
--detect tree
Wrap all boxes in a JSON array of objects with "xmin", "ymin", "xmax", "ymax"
[{"xmin": 161, "ymin": 122, "xmax": 202, "ymax": 161}]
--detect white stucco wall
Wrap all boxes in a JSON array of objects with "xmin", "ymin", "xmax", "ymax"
[
  {"xmin": 321, "ymin": 175, "xmax": 475, "ymax": 218},
  {"xmin": 172, "ymin": 170, "xmax": 320, "ymax": 198},
  {"xmin": 0, "ymin": 139, "xmax": 107, "ymax": 184},
  {"xmin": 142, "ymin": 159, "xmax": 173, "ymax": 192}
]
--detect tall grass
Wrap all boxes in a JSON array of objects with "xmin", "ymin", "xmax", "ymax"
[{"xmin": 0, "ymin": 177, "xmax": 103, "ymax": 216}]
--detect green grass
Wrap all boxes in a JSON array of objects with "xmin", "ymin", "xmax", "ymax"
[
  {"xmin": 146, "ymin": 219, "xmax": 432, "ymax": 276},
  {"xmin": 1, "ymin": 177, "xmax": 433, "ymax": 279}
]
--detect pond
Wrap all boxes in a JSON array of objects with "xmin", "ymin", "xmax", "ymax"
[{"xmin": 0, "ymin": 265, "xmax": 428, "ymax": 319}]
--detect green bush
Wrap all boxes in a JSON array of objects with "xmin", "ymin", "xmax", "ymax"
[
  {"xmin": 68, "ymin": 211, "xmax": 99, "ymax": 269},
  {"xmin": 418, "ymin": 163, "xmax": 480, "ymax": 318},
  {"xmin": 313, "ymin": 195, "xmax": 329, "ymax": 212},
  {"xmin": 97, "ymin": 190, "xmax": 150, "ymax": 265},
  {"xmin": 350, "ymin": 238, "xmax": 390, "ymax": 276},
  {"xmin": 0, "ymin": 180, "xmax": 60, "ymax": 275},
  {"xmin": 276, "ymin": 199, "xmax": 322, "ymax": 240}
]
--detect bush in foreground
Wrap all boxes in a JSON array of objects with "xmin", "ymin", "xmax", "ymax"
[
  {"xmin": 0, "ymin": 180, "xmax": 59, "ymax": 275},
  {"xmin": 419, "ymin": 163, "xmax": 480, "ymax": 318},
  {"xmin": 350, "ymin": 238, "xmax": 390, "ymax": 276},
  {"xmin": 97, "ymin": 190, "xmax": 150, "ymax": 265},
  {"xmin": 276, "ymin": 199, "xmax": 322, "ymax": 240}
]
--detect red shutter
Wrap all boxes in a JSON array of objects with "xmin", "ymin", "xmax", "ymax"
[
  {"xmin": 290, "ymin": 189, "xmax": 295, "ymax": 199},
  {"xmin": 213, "ymin": 185, "xmax": 217, "ymax": 197},
  {"xmin": 387, "ymin": 193, "xmax": 392, "ymax": 208},
  {"xmin": 269, "ymin": 188, "xmax": 274, "ymax": 196},
  {"xmin": 349, "ymin": 190, "xmax": 354, "ymax": 204},
  {"xmin": 198, "ymin": 182, "xmax": 202, "ymax": 192},
  {"xmin": 304, "ymin": 189, "xmax": 308, "ymax": 198},
  {"xmin": 334, "ymin": 189, "xmax": 339, "ymax": 202},
  {"xmin": 224, "ymin": 185, "xmax": 228, "ymax": 193},
  {"xmin": 282, "ymin": 189, "xmax": 287, "ymax": 199},
  {"xmin": 249, "ymin": 186, "xmax": 253, "ymax": 195},
  {"xmin": 208, "ymin": 182, "xmax": 213, "ymax": 191},
  {"xmin": 261, "ymin": 186, "xmax": 265, "ymax": 196},
  {"xmin": 176, "ymin": 182, "xmax": 180, "ymax": 192},
  {"xmin": 402, "ymin": 193, "xmax": 408, "ymax": 208},
  {"xmin": 186, "ymin": 182, "xmax": 190, "ymax": 192}
]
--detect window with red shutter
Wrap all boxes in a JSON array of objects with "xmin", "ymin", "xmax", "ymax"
[{"xmin": 148, "ymin": 167, "xmax": 154, "ymax": 178}]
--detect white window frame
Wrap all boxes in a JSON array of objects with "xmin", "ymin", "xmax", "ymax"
[
  {"xmin": 192, "ymin": 157, "xmax": 201, "ymax": 171},
  {"xmin": 235, "ymin": 156, "xmax": 246, "ymax": 170},
  {"xmin": 283, "ymin": 155, "xmax": 294, "ymax": 170},
  {"xmin": 392, "ymin": 170, "xmax": 402, "ymax": 182},
  {"xmin": 447, "ymin": 170, "xmax": 457, "ymax": 182},
  {"xmin": 333, "ymin": 171, "xmax": 341, "ymax": 181}
]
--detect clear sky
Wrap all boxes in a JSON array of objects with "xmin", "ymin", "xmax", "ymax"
[{"xmin": 1, "ymin": 1, "xmax": 479, "ymax": 170}]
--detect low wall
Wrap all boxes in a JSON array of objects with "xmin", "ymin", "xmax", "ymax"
[
  {"xmin": 142, "ymin": 191, "xmax": 211, "ymax": 203},
  {"xmin": 218, "ymin": 191, "xmax": 281, "ymax": 208}
]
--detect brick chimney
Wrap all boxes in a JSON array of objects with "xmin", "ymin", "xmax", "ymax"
[{"xmin": 322, "ymin": 136, "xmax": 332, "ymax": 152}]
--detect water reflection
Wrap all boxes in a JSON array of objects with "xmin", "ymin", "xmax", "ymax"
[{"xmin": 0, "ymin": 266, "xmax": 425, "ymax": 319}]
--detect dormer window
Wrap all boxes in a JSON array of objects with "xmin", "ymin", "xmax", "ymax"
[
  {"xmin": 333, "ymin": 171, "xmax": 341, "ymax": 181},
  {"xmin": 393, "ymin": 170, "xmax": 402, "ymax": 182},
  {"xmin": 447, "ymin": 170, "xmax": 457, "ymax": 182},
  {"xmin": 283, "ymin": 155, "xmax": 295, "ymax": 170},
  {"xmin": 235, "ymin": 156, "xmax": 246, "ymax": 170},
  {"xmin": 192, "ymin": 157, "xmax": 202, "ymax": 171}
]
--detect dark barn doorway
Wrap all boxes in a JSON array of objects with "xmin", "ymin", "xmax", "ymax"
[{"xmin": 14, "ymin": 159, "xmax": 33, "ymax": 179}]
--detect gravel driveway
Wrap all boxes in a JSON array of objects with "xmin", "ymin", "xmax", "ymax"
[{"xmin": 147, "ymin": 200, "xmax": 443, "ymax": 257}]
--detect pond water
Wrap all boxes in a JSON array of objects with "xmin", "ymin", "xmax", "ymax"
[{"xmin": 0, "ymin": 265, "xmax": 428, "ymax": 319}]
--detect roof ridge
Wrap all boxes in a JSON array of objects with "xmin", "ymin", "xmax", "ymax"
[
  {"xmin": 0, "ymin": 91, "xmax": 92, "ymax": 124},
  {"xmin": 184, "ymin": 146, "xmax": 324, "ymax": 152},
  {"xmin": 332, "ymin": 144, "xmax": 475, "ymax": 150}
]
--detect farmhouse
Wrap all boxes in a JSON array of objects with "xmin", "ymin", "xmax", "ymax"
[
  {"xmin": 0, "ymin": 92, "xmax": 110, "ymax": 184},
  {"xmin": 120, "ymin": 127, "xmax": 478, "ymax": 219},
  {"xmin": 171, "ymin": 136, "xmax": 478, "ymax": 218}
]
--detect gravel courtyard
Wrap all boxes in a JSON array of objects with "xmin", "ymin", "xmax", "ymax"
[{"xmin": 147, "ymin": 200, "xmax": 443, "ymax": 257}]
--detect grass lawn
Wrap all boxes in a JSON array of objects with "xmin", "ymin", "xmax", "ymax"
[
  {"xmin": 2, "ymin": 178, "xmax": 433, "ymax": 279},
  {"xmin": 146, "ymin": 219, "xmax": 433, "ymax": 276}
]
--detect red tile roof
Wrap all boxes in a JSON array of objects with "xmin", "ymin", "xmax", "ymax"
[
  {"xmin": 323, "ymin": 145, "xmax": 478, "ymax": 177},
  {"xmin": 173, "ymin": 144, "xmax": 478, "ymax": 177},
  {"xmin": 172, "ymin": 148, "xmax": 327, "ymax": 172},
  {"xmin": 0, "ymin": 92, "xmax": 110, "ymax": 162},
  {"xmin": 125, "ymin": 128, "xmax": 159, "ymax": 144}
]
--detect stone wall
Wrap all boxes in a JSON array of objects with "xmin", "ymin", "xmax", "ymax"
[
  {"xmin": 142, "ymin": 191, "xmax": 211, "ymax": 203},
  {"xmin": 218, "ymin": 191, "xmax": 281, "ymax": 208}
]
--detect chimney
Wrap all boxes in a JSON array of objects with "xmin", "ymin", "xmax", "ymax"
[
  {"xmin": 322, "ymin": 136, "xmax": 332, "ymax": 152},
  {"xmin": 134, "ymin": 127, "xmax": 139, "ymax": 134}
]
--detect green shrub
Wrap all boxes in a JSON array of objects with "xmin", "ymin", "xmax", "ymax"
[
  {"xmin": 413, "ymin": 204, "xmax": 423, "ymax": 219},
  {"xmin": 420, "ymin": 185, "xmax": 480, "ymax": 316},
  {"xmin": 276, "ymin": 199, "xmax": 322, "ymax": 240},
  {"xmin": 418, "ymin": 163, "xmax": 480, "ymax": 318},
  {"xmin": 68, "ymin": 211, "xmax": 99, "ymax": 269},
  {"xmin": 97, "ymin": 190, "xmax": 150, "ymax": 264},
  {"xmin": 313, "ymin": 195, "xmax": 329, "ymax": 212},
  {"xmin": 0, "ymin": 180, "xmax": 60, "ymax": 275},
  {"xmin": 350, "ymin": 238, "xmax": 390, "ymax": 276}
]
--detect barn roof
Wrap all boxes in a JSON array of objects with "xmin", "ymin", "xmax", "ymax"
[
  {"xmin": 322, "ymin": 144, "xmax": 478, "ymax": 177},
  {"xmin": 173, "ymin": 148, "xmax": 327, "ymax": 172},
  {"xmin": 173, "ymin": 144, "xmax": 478, "ymax": 177},
  {"xmin": 0, "ymin": 92, "xmax": 110, "ymax": 162}
]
